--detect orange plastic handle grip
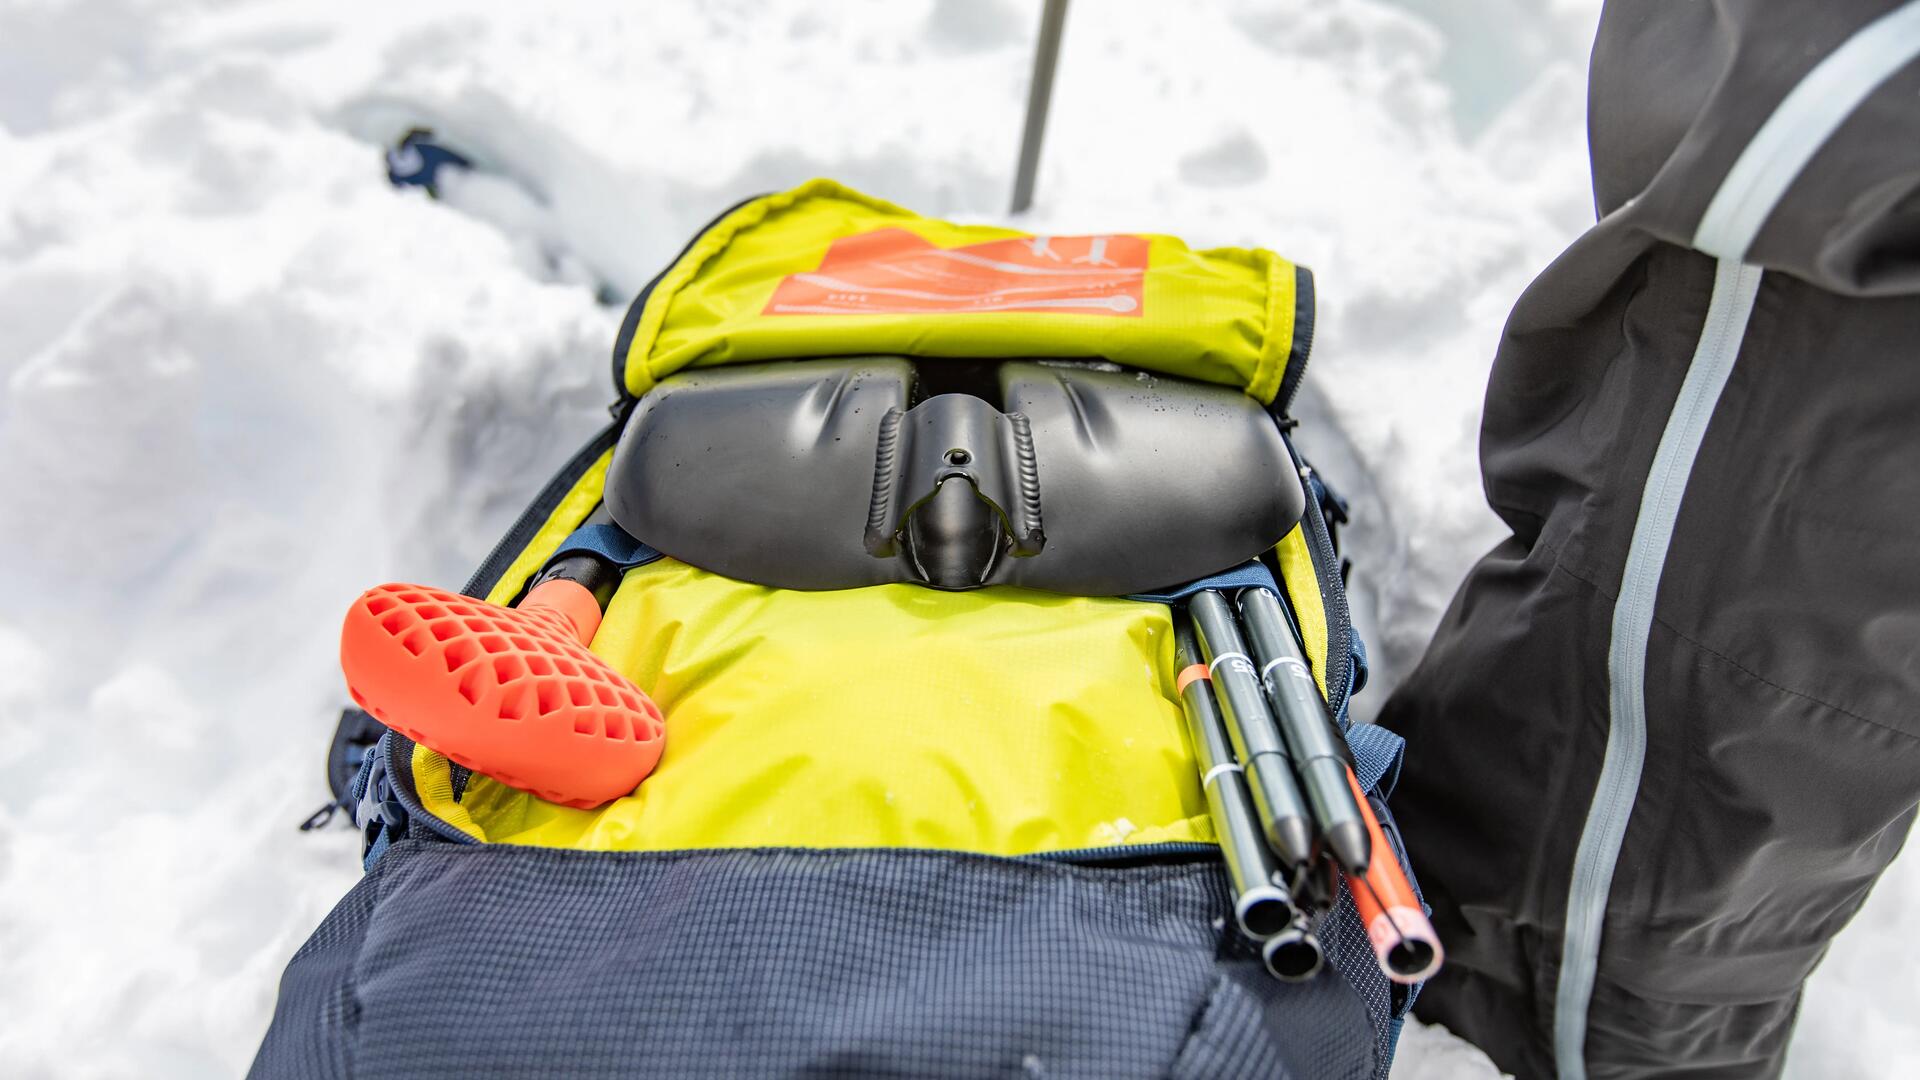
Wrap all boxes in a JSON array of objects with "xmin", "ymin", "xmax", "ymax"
[{"xmin": 340, "ymin": 582, "xmax": 664, "ymax": 809}]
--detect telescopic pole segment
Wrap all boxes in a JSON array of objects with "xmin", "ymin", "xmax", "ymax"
[
  {"xmin": 1010, "ymin": 0, "xmax": 1070, "ymax": 214},
  {"xmin": 1173, "ymin": 619, "xmax": 1295, "ymax": 941},
  {"xmin": 1188, "ymin": 590, "xmax": 1317, "ymax": 871},
  {"xmin": 1262, "ymin": 909, "xmax": 1326, "ymax": 983},
  {"xmin": 1236, "ymin": 587, "xmax": 1372, "ymax": 876}
]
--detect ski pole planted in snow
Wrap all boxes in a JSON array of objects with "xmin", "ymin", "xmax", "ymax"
[
  {"xmin": 339, "ymin": 514, "xmax": 663, "ymax": 809},
  {"xmin": 1235, "ymin": 587, "xmax": 1371, "ymax": 876},
  {"xmin": 1009, "ymin": 0, "xmax": 1069, "ymax": 213},
  {"xmin": 1188, "ymin": 590, "xmax": 1316, "ymax": 872}
]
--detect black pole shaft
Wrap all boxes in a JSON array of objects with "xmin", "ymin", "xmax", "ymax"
[
  {"xmin": 1189, "ymin": 590, "xmax": 1316, "ymax": 871},
  {"xmin": 1010, "ymin": 0, "xmax": 1069, "ymax": 214},
  {"xmin": 1237, "ymin": 587, "xmax": 1372, "ymax": 876},
  {"xmin": 1173, "ymin": 619, "xmax": 1296, "ymax": 940}
]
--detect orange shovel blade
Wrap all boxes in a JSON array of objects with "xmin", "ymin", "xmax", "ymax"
[{"xmin": 340, "ymin": 582, "xmax": 664, "ymax": 809}]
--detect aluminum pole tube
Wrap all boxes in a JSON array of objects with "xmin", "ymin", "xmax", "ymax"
[
  {"xmin": 1236, "ymin": 586, "xmax": 1371, "ymax": 875},
  {"xmin": 1173, "ymin": 619, "xmax": 1294, "ymax": 940},
  {"xmin": 1188, "ymin": 590, "xmax": 1315, "ymax": 871}
]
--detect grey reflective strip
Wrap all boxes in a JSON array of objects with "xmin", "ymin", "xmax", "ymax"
[
  {"xmin": 1695, "ymin": 0, "xmax": 1920, "ymax": 260},
  {"xmin": 1554, "ymin": 9, "xmax": 1920, "ymax": 1076},
  {"xmin": 1552, "ymin": 259, "xmax": 1762, "ymax": 1078}
]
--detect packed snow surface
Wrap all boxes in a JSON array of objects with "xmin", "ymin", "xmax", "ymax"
[{"xmin": 0, "ymin": 1, "xmax": 1911, "ymax": 1076}]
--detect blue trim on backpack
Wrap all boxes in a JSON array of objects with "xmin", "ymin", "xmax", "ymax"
[
  {"xmin": 1349, "ymin": 624, "xmax": 1370, "ymax": 698},
  {"xmin": 1127, "ymin": 560, "xmax": 1281, "ymax": 604},
  {"xmin": 547, "ymin": 523, "xmax": 665, "ymax": 571},
  {"xmin": 352, "ymin": 739, "xmax": 412, "ymax": 872},
  {"xmin": 1346, "ymin": 716, "xmax": 1403, "ymax": 798}
]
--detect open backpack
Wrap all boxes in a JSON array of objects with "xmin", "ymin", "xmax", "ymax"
[{"xmin": 255, "ymin": 179, "xmax": 1430, "ymax": 1079}]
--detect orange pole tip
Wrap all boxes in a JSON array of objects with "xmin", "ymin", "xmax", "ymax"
[
  {"xmin": 340, "ymin": 582, "xmax": 664, "ymax": 809},
  {"xmin": 1344, "ymin": 767, "xmax": 1444, "ymax": 984}
]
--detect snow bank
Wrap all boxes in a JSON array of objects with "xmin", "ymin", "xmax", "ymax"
[{"xmin": 0, "ymin": 2, "xmax": 1907, "ymax": 1077}]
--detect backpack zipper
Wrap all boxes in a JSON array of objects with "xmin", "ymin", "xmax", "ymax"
[
  {"xmin": 1272, "ymin": 264, "xmax": 1317, "ymax": 416},
  {"xmin": 608, "ymin": 193, "xmax": 769, "ymax": 404},
  {"xmin": 1280, "ymin": 431, "xmax": 1354, "ymax": 726},
  {"xmin": 1025, "ymin": 841, "xmax": 1218, "ymax": 866},
  {"xmin": 460, "ymin": 403, "xmax": 632, "ymax": 600},
  {"xmin": 377, "ymin": 728, "xmax": 480, "ymax": 845}
]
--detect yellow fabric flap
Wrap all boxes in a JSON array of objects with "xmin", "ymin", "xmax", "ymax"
[
  {"xmin": 1274, "ymin": 524, "xmax": 1332, "ymax": 697},
  {"xmin": 621, "ymin": 179, "xmax": 1310, "ymax": 405},
  {"xmin": 431, "ymin": 558, "xmax": 1213, "ymax": 855}
]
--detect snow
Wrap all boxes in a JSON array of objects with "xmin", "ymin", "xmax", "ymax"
[{"xmin": 0, "ymin": 1, "xmax": 1909, "ymax": 1077}]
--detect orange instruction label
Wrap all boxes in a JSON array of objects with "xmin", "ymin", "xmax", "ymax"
[{"xmin": 764, "ymin": 228, "xmax": 1148, "ymax": 317}]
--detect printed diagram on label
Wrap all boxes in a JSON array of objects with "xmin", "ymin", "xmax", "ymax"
[{"xmin": 765, "ymin": 228, "xmax": 1149, "ymax": 317}]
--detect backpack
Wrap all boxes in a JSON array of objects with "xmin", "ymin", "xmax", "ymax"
[{"xmin": 256, "ymin": 179, "xmax": 1425, "ymax": 1080}]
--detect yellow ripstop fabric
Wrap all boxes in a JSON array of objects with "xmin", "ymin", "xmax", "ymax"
[
  {"xmin": 1273, "ymin": 524, "xmax": 1332, "ymax": 696},
  {"xmin": 621, "ymin": 178, "xmax": 1305, "ymax": 405},
  {"xmin": 424, "ymin": 557, "xmax": 1214, "ymax": 854}
]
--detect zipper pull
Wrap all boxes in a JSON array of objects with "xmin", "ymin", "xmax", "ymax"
[{"xmin": 298, "ymin": 801, "xmax": 341, "ymax": 831}]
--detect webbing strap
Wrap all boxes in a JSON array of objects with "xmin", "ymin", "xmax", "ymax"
[
  {"xmin": 546, "ymin": 523, "xmax": 664, "ymax": 572},
  {"xmin": 1127, "ymin": 560, "xmax": 1280, "ymax": 603}
]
